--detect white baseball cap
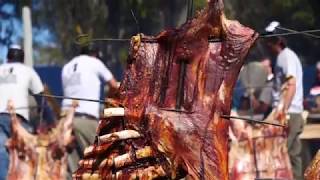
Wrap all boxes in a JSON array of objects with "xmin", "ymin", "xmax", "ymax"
[
  {"xmin": 265, "ymin": 21, "xmax": 280, "ymax": 33},
  {"xmin": 9, "ymin": 44, "xmax": 22, "ymax": 50}
]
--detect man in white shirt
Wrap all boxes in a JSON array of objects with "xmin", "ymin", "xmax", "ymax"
[
  {"xmin": 0, "ymin": 45, "xmax": 46, "ymax": 179},
  {"xmin": 266, "ymin": 37, "xmax": 304, "ymax": 180},
  {"xmin": 62, "ymin": 44, "xmax": 118, "ymax": 171}
]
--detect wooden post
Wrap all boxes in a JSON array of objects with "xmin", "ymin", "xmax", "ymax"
[{"xmin": 22, "ymin": 6, "xmax": 33, "ymax": 67}]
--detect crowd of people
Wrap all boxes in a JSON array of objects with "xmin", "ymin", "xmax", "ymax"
[
  {"xmin": 0, "ymin": 44, "xmax": 119, "ymax": 179},
  {"xmin": 0, "ymin": 45, "xmax": 55, "ymax": 179},
  {"xmin": 0, "ymin": 34, "xmax": 319, "ymax": 180},
  {"xmin": 232, "ymin": 36, "xmax": 320, "ymax": 179}
]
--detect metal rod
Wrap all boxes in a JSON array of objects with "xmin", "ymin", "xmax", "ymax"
[
  {"xmin": 277, "ymin": 26, "xmax": 320, "ymax": 39},
  {"xmin": 220, "ymin": 115, "xmax": 285, "ymax": 127},
  {"xmin": 234, "ymin": 85, "xmax": 274, "ymax": 90},
  {"xmin": 174, "ymin": 0, "xmax": 193, "ymax": 111},
  {"xmin": 75, "ymin": 29, "xmax": 320, "ymax": 44},
  {"xmin": 32, "ymin": 94, "xmax": 107, "ymax": 104},
  {"xmin": 160, "ymin": 108, "xmax": 194, "ymax": 114},
  {"xmin": 187, "ymin": 0, "xmax": 194, "ymax": 21},
  {"xmin": 252, "ymin": 139, "xmax": 260, "ymax": 178},
  {"xmin": 12, "ymin": 104, "xmax": 74, "ymax": 110},
  {"xmin": 255, "ymin": 179, "xmax": 288, "ymax": 180},
  {"xmin": 14, "ymin": 106, "xmax": 39, "ymax": 110},
  {"xmin": 131, "ymin": 9, "xmax": 140, "ymax": 33},
  {"xmin": 175, "ymin": 61, "xmax": 187, "ymax": 110},
  {"xmin": 92, "ymin": 38, "xmax": 130, "ymax": 42},
  {"xmin": 261, "ymin": 30, "xmax": 320, "ymax": 38}
]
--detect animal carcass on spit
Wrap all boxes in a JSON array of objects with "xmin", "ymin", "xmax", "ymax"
[
  {"xmin": 74, "ymin": 0, "xmax": 257, "ymax": 179},
  {"xmin": 229, "ymin": 79, "xmax": 293, "ymax": 180},
  {"xmin": 6, "ymin": 101, "xmax": 77, "ymax": 180},
  {"xmin": 305, "ymin": 150, "xmax": 320, "ymax": 180}
]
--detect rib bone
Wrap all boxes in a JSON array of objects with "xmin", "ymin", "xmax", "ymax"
[
  {"xmin": 115, "ymin": 165, "xmax": 166, "ymax": 180},
  {"xmin": 100, "ymin": 146, "xmax": 154, "ymax": 169},
  {"xmin": 104, "ymin": 108, "xmax": 125, "ymax": 118},
  {"xmin": 99, "ymin": 130, "xmax": 141, "ymax": 143}
]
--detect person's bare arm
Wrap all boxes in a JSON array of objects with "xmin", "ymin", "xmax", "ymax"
[
  {"xmin": 274, "ymin": 76, "xmax": 296, "ymax": 121},
  {"xmin": 108, "ymin": 78, "xmax": 120, "ymax": 90},
  {"xmin": 283, "ymin": 77, "xmax": 296, "ymax": 111},
  {"xmin": 105, "ymin": 78, "xmax": 120, "ymax": 98}
]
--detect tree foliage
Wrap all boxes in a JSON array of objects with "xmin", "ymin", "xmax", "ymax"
[
  {"xmin": 224, "ymin": 0, "xmax": 320, "ymax": 64},
  {"xmin": 27, "ymin": 0, "xmax": 191, "ymax": 72},
  {"xmin": 0, "ymin": 0, "xmax": 319, "ymax": 66}
]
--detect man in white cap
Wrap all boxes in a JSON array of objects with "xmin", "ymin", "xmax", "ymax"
[{"xmin": 0, "ymin": 45, "xmax": 51, "ymax": 179}]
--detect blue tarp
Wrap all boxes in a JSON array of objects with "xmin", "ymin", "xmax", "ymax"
[
  {"xmin": 35, "ymin": 66, "xmax": 63, "ymax": 96},
  {"xmin": 303, "ymin": 66, "xmax": 317, "ymax": 96}
]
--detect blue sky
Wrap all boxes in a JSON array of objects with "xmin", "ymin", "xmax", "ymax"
[
  {"xmin": 0, "ymin": 3, "xmax": 21, "ymax": 62},
  {"xmin": 0, "ymin": 3, "xmax": 54, "ymax": 63}
]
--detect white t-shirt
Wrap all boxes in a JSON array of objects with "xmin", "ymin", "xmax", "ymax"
[
  {"xmin": 62, "ymin": 55, "xmax": 113, "ymax": 118},
  {"xmin": 0, "ymin": 62, "xmax": 44, "ymax": 120},
  {"xmin": 273, "ymin": 48, "xmax": 304, "ymax": 113}
]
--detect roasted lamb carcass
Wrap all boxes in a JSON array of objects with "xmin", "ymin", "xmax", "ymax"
[
  {"xmin": 305, "ymin": 150, "xmax": 320, "ymax": 180},
  {"xmin": 6, "ymin": 101, "xmax": 77, "ymax": 180},
  {"xmin": 229, "ymin": 78, "xmax": 293, "ymax": 180},
  {"xmin": 74, "ymin": 0, "xmax": 257, "ymax": 179}
]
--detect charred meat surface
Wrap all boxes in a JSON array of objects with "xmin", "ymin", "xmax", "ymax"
[
  {"xmin": 304, "ymin": 150, "xmax": 320, "ymax": 180},
  {"xmin": 75, "ymin": 0, "xmax": 257, "ymax": 179}
]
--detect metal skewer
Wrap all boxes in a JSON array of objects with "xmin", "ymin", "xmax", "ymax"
[
  {"xmin": 32, "ymin": 94, "xmax": 286, "ymax": 127},
  {"xmin": 32, "ymin": 94, "xmax": 107, "ymax": 104},
  {"xmin": 265, "ymin": 21, "xmax": 320, "ymax": 38},
  {"xmin": 221, "ymin": 115, "xmax": 285, "ymax": 127},
  {"xmin": 74, "ymin": 29, "xmax": 320, "ymax": 45}
]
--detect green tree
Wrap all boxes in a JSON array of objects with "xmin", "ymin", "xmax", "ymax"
[
  {"xmin": 2, "ymin": 0, "xmax": 319, "ymax": 66},
  {"xmin": 224, "ymin": 0, "xmax": 320, "ymax": 64},
  {"xmin": 30, "ymin": 0, "xmax": 192, "ymax": 70}
]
